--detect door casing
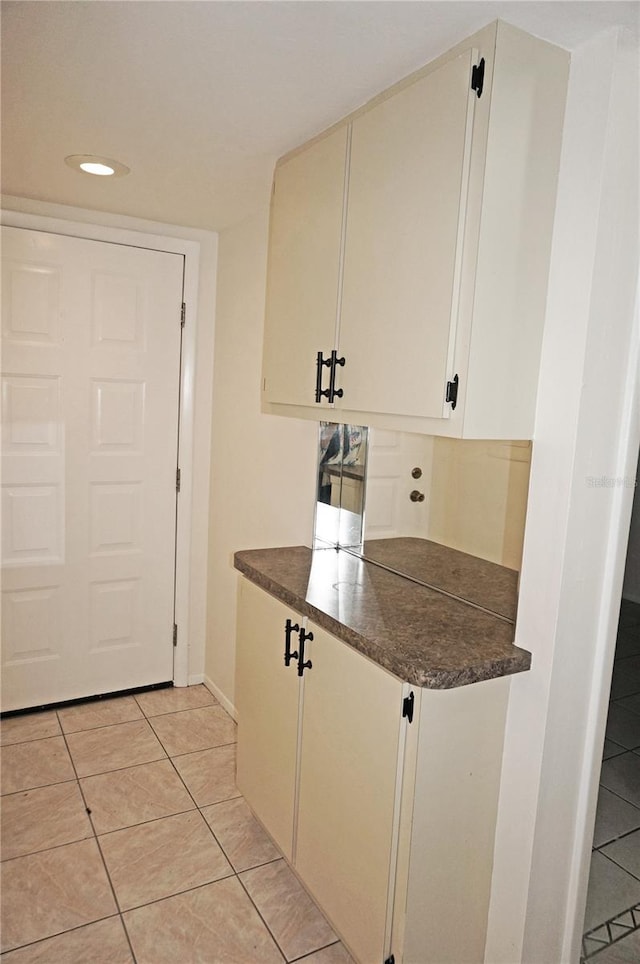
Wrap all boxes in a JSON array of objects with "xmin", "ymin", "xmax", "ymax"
[{"xmin": 1, "ymin": 206, "xmax": 212, "ymax": 689}]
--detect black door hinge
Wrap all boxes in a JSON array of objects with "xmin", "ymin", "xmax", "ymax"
[
  {"xmin": 180, "ymin": 303, "xmax": 186, "ymax": 327},
  {"xmin": 471, "ymin": 58, "xmax": 485, "ymax": 97},
  {"xmin": 384, "ymin": 956, "xmax": 396, "ymax": 964},
  {"xmin": 173, "ymin": 624, "xmax": 178, "ymax": 647},
  {"xmin": 446, "ymin": 374, "xmax": 459, "ymax": 410},
  {"xmin": 176, "ymin": 467, "xmax": 181, "ymax": 493},
  {"xmin": 402, "ymin": 692, "xmax": 415, "ymax": 724}
]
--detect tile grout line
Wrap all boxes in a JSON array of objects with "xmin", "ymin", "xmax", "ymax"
[
  {"xmin": 0, "ymin": 913, "xmax": 128, "ymax": 958},
  {"xmin": 584, "ymin": 603, "xmax": 640, "ymax": 954},
  {"xmin": 92, "ymin": 804, "xmax": 203, "ymax": 838},
  {"xmin": 0, "ymin": 689, "xmax": 216, "ymax": 959},
  {"xmin": 121, "ymin": 729, "xmax": 298, "ymax": 960},
  {"xmin": 235, "ymin": 865, "xmax": 290, "ymax": 963},
  {"xmin": 2, "ymin": 690, "xmax": 345, "ymax": 961},
  {"xmin": 55, "ymin": 709, "xmax": 139, "ymax": 964},
  {"xmin": 581, "ymin": 900, "xmax": 640, "ymax": 960},
  {"xmin": 593, "ymin": 821, "xmax": 640, "ymax": 853},
  {"xmin": 131, "ymin": 693, "xmax": 222, "ymax": 719},
  {"xmin": 596, "ymin": 849, "xmax": 640, "ymax": 886},
  {"xmin": 166, "ymin": 739, "xmax": 238, "ymax": 760},
  {"xmin": 0, "ymin": 776, "xmax": 78, "ymax": 800},
  {"xmin": 150, "ymin": 707, "xmax": 293, "ymax": 961},
  {"xmin": 599, "ymin": 777, "xmax": 640, "ymax": 812},
  {"xmin": 114, "ymin": 873, "xmax": 239, "ymax": 915},
  {"xmin": 147, "ymin": 700, "xmax": 327, "ymax": 963},
  {"xmin": 290, "ymin": 939, "xmax": 342, "ymax": 962},
  {"xmin": 123, "ymin": 697, "xmax": 293, "ymax": 960}
]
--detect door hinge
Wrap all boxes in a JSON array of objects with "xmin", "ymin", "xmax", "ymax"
[
  {"xmin": 446, "ymin": 374, "xmax": 459, "ymax": 410},
  {"xmin": 471, "ymin": 58, "xmax": 485, "ymax": 97},
  {"xmin": 402, "ymin": 691, "xmax": 415, "ymax": 724},
  {"xmin": 173, "ymin": 624, "xmax": 178, "ymax": 647},
  {"xmin": 176, "ymin": 467, "xmax": 181, "ymax": 493},
  {"xmin": 384, "ymin": 956, "xmax": 396, "ymax": 964},
  {"xmin": 180, "ymin": 302, "xmax": 186, "ymax": 327}
]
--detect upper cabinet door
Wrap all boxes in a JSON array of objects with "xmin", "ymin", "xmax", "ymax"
[
  {"xmin": 261, "ymin": 23, "xmax": 569, "ymax": 438},
  {"xmin": 263, "ymin": 126, "xmax": 348, "ymax": 408},
  {"xmin": 336, "ymin": 51, "xmax": 476, "ymax": 419}
]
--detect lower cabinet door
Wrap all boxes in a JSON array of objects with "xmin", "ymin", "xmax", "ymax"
[
  {"xmin": 295, "ymin": 621, "xmax": 405, "ymax": 963},
  {"xmin": 235, "ymin": 578, "xmax": 301, "ymax": 861}
]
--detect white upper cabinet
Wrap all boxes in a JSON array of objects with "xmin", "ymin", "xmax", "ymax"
[
  {"xmin": 338, "ymin": 50, "xmax": 475, "ymax": 420},
  {"xmin": 262, "ymin": 126, "xmax": 347, "ymax": 408},
  {"xmin": 262, "ymin": 21, "xmax": 569, "ymax": 439}
]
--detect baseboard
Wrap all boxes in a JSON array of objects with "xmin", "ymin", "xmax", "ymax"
[{"xmin": 203, "ymin": 675, "xmax": 237, "ymax": 721}]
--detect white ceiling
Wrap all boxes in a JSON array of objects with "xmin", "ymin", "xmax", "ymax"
[{"xmin": 2, "ymin": 1, "xmax": 638, "ymax": 231}]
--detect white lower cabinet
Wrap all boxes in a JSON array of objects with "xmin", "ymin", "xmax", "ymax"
[
  {"xmin": 295, "ymin": 618, "xmax": 405, "ymax": 964},
  {"xmin": 235, "ymin": 577, "xmax": 300, "ymax": 861},
  {"xmin": 236, "ymin": 577, "xmax": 510, "ymax": 963}
]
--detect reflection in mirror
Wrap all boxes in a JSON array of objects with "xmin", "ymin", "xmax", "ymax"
[
  {"xmin": 312, "ymin": 425, "xmax": 531, "ymax": 621},
  {"xmin": 364, "ymin": 430, "xmax": 531, "ymax": 572},
  {"xmin": 357, "ymin": 429, "xmax": 532, "ymax": 618},
  {"xmin": 314, "ymin": 423, "xmax": 368, "ymax": 550}
]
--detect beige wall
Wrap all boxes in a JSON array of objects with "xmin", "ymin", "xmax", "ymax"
[
  {"xmin": 365, "ymin": 429, "xmax": 531, "ymax": 570},
  {"xmin": 427, "ymin": 438, "xmax": 531, "ymax": 570},
  {"xmin": 205, "ymin": 202, "xmax": 317, "ymax": 713}
]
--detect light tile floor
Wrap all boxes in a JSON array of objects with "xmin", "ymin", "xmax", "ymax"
[
  {"xmin": 0, "ymin": 684, "xmax": 354, "ymax": 963},
  {"xmin": 583, "ymin": 599, "xmax": 640, "ymax": 962}
]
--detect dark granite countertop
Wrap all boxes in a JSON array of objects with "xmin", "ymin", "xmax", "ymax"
[
  {"xmin": 361, "ymin": 536, "xmax": 519, "ymax": 620},
  {"xmin": 234, "ymin": 543, "xmax": 531, "ymax": 689}
]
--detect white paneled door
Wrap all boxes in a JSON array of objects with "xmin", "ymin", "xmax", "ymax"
[
  {"xmin": 365, "ymin": 429, "xmax": 431, "ymax": 540},
  {"xmin": 1, "ymin": 227, "xmax": 184, "ymax": 711}
]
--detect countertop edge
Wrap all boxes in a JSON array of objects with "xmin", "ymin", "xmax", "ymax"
[{"xmin": 234, "ymin": 549, "xmax": 532, "ymax": 689}]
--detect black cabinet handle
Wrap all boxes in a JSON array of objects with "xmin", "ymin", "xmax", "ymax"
[
  {"xmin": 297, "ymin": 628, "xmax": 313, "ymax": 677},
  {"xmin": 284, "ymin": 619, "xmax": 299, "ymax": 667},
  {"xmin": 328, "ymin": 350, "xmax": 345, "ymax": 402},
  {"xmin": 315, "ymin": 351, "xmax": 332, "ymax": 403}
]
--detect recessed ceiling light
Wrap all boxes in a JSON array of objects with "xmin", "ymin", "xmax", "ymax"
[{"xmin": 65, "ymin": 154, "xmax": 130, "ymax": 178}]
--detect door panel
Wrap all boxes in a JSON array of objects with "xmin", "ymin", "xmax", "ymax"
[
  {"xmin": 337, "ymin": 52, "xmax": 475, "ymax": 419},
  {"xmin": 295, "ymin": 622, "xmax": 404, "ymax": 963},
  {"xmin": 263, "ymin": 126, "xmax": 347, "ymax": 408},
  {"xmin": 235, "ymin": 578, "xmax": 300, "ymax": 861},
  {"xmin": 1, "ymin": 226, "xmax": 183, "ymax": 710},
  {"xmin": 365, "ymin": 428, "xmax": 432, "ymax": 540}
]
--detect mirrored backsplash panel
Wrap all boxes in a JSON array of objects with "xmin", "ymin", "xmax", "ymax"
[
  {"xmin": 364, "ymin": 430, "xmax": 532, "ymax": 572},
  {"xmin": 314, "ymin": 423, "xmax": 368, "ymax": 550},
  {"xmin": 313, "ymin": 425, "xmax": 532, "ymax": 618}
]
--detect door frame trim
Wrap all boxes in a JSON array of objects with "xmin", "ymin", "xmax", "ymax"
[{"xmin": 1, "ymin": 207, "xmax": 213, "ymax": 687}]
